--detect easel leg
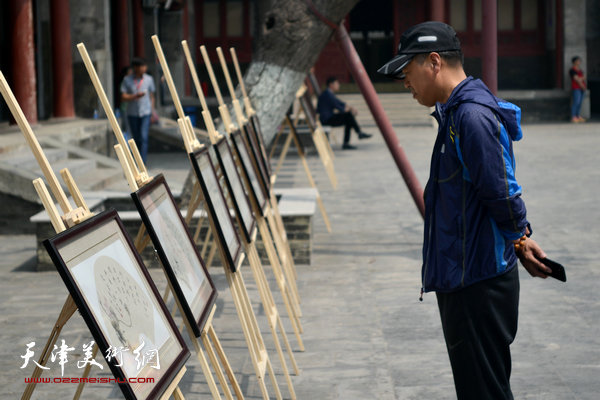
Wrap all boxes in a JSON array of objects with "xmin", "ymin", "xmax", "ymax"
[
  {"xmin": 207, "ymin": 325, "xmax": 244, "ymax": 400},
  {"xmin": 265, "ymin": 357, "xmax": 284, "ymax": 400},
  {"xmin": 200, "ymin": 331, "xmax": 234, "ymax": 400},
  {"xmin": 72, "ymin": 343, "xmax": 99, "ymax": 399},
  {"xmin": 274, "ymin": 132, "xmax": 293, "ymax": 176},
  {"xmin": 184, "ymin": 181, "xmax": 202, "ymax": 225},
  {"xmin": 268, "ymin": 193, "xmax": 299, "ymax": 282},
  {"xmin": 224, "ymin": 267, "xmax": 270, "ymax": 400},
  {"xmin": 190, "ymin": 334, "xmax": 225, "ymax": 400},
  {"xmin": 159, "ymin": 366, "xmax": 187, "ymax": 400},
  {"xmin": 193, "ymin": 216, "xmax": 205, "ymax": 243},
  {"xmin": 246, "ymin": 245, "xmax": 298, "ymax": 398},
  {"xmin": 293, "ymin": 133, "xmax": 332, "ymax": 233},
  {"xmin": 257, "ymin": 217, "xmax": 304, "ymax": 349},
  {"xmin": 134, "ymin": 223, "xmax": 147, "ymax": 252},
  {"xmin": 269, "ymin": 123, "xmax": 284, "ymax": 160},
  {"xmin": 170, "ymin": 282, "xmax": 222, "ymax": 400},
  {"xmin": 266, "ymin": 210, "xmax": 301, "ymax": 309},
  {"xmin": 173, "ymin": 387, "xmax": 185, "ymax": 400},
  {"xmin": 22, "ymin": 296, "xmax": 78, "ymax": 400},
  {"xmin": 205, "ymin": 239, "xmax": 218, "ymax": 267},
  {"xmin": 200, "ymin": 225, "xmax": 213, "ymax": 258},
  {"xmin": 312, "ymin": 130, "xmax": 338, "ymax": 189}
]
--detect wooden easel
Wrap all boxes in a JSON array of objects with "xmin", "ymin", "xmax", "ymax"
[
  {"xmin": 279, "ymin": 115, "xmax": 332, "ymax": 232},
  {"xmin": 200, "ymin": 45, "xmax": 302, "ymax": 315},
  {"xmin": 192, "ymin": 41, "xmax": 301, "ymax": 395},
  {"xmin": 228, "ymin": 53, "xmax": 331, "ymax": 235},
  {"xmin": 153, "ymin": 35, "xmax": 287, "ymax": 400},
  {"xmin": 0, "ymin": 71, "xmax": 187, "ymax": 400},
  {"xmin": 213, "ymin": 45, "xmax": 305, "ymax": 335},
  {"xmin": 227, "ymin": 49, "xmax": 304, "ymax": 306},
  {"xmin": 77, "ymin": 42, "xmax": 243, "ymax": 400},
  {"xmin": 291, "ymin": 85, "xmax": 338, "ymax": 189}
]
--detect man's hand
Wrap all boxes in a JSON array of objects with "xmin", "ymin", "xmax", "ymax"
[
  {"xmin": 516, "ymin": 238, "xmax": 552, "ymax": 278},
  {"xmin": 344, "ymin": 105, "xmax": 358, "ymax": 115}
]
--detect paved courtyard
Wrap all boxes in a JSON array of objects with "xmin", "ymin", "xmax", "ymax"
[{"xmin": 1, "ymin": 95, "xmax": 599, "ymax": 399}]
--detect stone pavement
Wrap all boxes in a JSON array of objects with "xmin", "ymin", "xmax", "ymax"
[{"xmin": 1, "ymin": 94, "xmax": 599, "ymax": 399}]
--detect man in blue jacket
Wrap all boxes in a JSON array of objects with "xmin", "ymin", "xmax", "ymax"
[
  {"xmin": 379, "ymin": 21, "xmax": 551, "ymax": 399},
  {"xmin": 316, "ymin": 76, "xmax": 372, "ymax": 150}
]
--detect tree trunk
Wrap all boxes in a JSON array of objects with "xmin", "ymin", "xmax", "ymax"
[
  {"xmin": 244, "ymin": 0, "xmax": 359, "ymax": 143},
  {"xmin": 180, "ymin": 0, "xmax": 358, "ymax": 205}
]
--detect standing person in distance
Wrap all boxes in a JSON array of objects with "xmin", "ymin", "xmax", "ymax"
[
  {"xmin": 569, "ymin": 56, "xmax": 587, "ymax": 123},
  {"xmin": 120, "ymin": 57, "xmax": 156, "ymax": 162},
  {"xmin": 378, "ymin": 21, "xmax": 552, "ymax": 400},
  {"xmin": 316, "ymin": 76, "xmax": 372, "ymax": 150}
]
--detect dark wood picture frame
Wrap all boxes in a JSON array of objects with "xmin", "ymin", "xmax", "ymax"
[
  {"xmin": 299, "ymin": 91, "xmax": 317, "ymax": 131},
  {"xmin": 43, "ymin": 209, "xmax": 189, "ymax": 400},
  {"xmin": 213, "ymin": 137, "xmax": 256, "ymax": 244},
  {"xmin": 248, "ymin": 114, "xmax": 272, "ymax": 177},
  {"xmin": 189, "ymin": 146, "xmax": 242, "ymax": 272},
  {"xmin": 242, "ymin": 122, "xmax": 270, "ymax": 196},
  {"xmin": 230, "ymin": 129, "xmax": 268, "ymax": 216},
  {"xmin": 131, "ymin": 174, "xmax": 218, "ymax": 338}
]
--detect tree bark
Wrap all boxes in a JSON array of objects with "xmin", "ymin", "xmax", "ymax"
[
  {"xmin": 243, "ymin": 0, "xmax": 359, "ymax": 143},
  {"xmin": 180, "ymin": 0, "xmax": 358, "ymax": 205}
]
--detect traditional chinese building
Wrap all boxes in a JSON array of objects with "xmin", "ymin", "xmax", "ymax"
[{"xmin": 0, "ymin": 0, "xmax": 598, "ymax": 126}]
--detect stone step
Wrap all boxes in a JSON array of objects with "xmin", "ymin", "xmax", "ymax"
[
  {"xmin": 75, "ymin": 167, "xmax": 129, "ymax": 192},
  {"xmin": 0, "ymin": 147, "xmax": 69, "ymax": 169},
  {"xmin": 30, "ymin": 157, "xmax": 96, "ymax": 179}
]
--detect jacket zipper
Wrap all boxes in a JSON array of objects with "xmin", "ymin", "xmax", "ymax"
[{"xmin": 420, "ymin": 185, "xmax": 434, "ymax": 301}]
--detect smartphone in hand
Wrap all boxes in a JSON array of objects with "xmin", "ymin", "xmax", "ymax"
[{"xmin": 539, "ymin": 257, "xmax": 567, "ymax": 282}]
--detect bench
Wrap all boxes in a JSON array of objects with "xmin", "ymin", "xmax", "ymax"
[{"xmin": 30, "ymin": 188, "xmax": 316, "ymax": 271}]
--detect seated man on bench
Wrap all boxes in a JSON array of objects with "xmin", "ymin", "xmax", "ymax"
[{"xmin": 316, "ymin": 76, "xmax": 372, "ymax": 150}]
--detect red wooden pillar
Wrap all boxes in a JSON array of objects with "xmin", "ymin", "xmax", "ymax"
[
  {"xmin": 50, "ymin": 0, "xmax": 75, "ymax": 118},
  {"xmin": 392, "ymin": 0, "xmax": 401, "ymax": 50},
  {"xmin": 114, "ymin": 0, "xmax": 131, "ymax": 80},
  {"xmin": 481, "ymin": 0, "xmax": 498, "ymax": 94},
  {"xmin": 554, "ymin": 0, "xmax": 563, "ymax": 89},
  {"xmin": 194, "ymin": 0, "xmax": 203, "ymax": 62},
  {"xmin": 132, "ymin": 0, "xmax": 145, "ymax": 58},
  {"xmin": 9, "ymin": 0, "xmax": 38, "ymax": 124},
  {"xmin": 183, "ymin": 1, "xmax": 191, "ymax": 96},
  {"xmin": 429, "ymin": 0, "xmax": 445, "ymax": 22}
]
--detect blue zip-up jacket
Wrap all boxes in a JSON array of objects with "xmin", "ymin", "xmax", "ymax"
[
  {"xmin": 422, "ymin": 77, "xmax": 529, "ymax": 293},
  {"xmin": 317, "ymin": 89, "xmax": 346, "ymax": 123}
]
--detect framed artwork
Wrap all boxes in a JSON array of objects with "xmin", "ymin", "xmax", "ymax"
[
  {"xmin": 242, "ymin": 123, "xmax": 270, "ymax": 196},
  {"xmin": 230, "ymin": 129, "xmax": 268, "ymax": 216},
  {"xmin": 248, "ymin": 115, "xmax": 272, "ymax": 178},
  {"xmin": 43, "ymin": 210, "xmax": 189, "ymax": 400},
  {"xmin": 189, "ymin": 146, "xmax": 242, "ymax": 271},
  {"xmin": 131, "ymin": 174, "xmax": 218, "ymax": 337},
  {"xmin": 213, "ymin": 137, "xmax": 255, "ymax": 244},
  {"xmin": 306, "ymin": 73, "xmax": 322, "ymax": 96},
  {"xmin": 299, "ymin": 92, "xmax": 317, "ymax": 131}
]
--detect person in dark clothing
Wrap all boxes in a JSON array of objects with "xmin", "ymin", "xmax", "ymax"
[
  {"xmin": 316, "ymin": 77, "xmax": 372, "ymax": 150},
  {"xmin": 379, "ymin": 21, "xmax": 552, "ymax": 400}
]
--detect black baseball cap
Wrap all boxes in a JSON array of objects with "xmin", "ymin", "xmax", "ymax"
[{"xmin": 378, "ymin": 21, "xmax": 461, "ymax": 79}]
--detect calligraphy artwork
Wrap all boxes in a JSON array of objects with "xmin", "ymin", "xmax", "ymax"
[
  {"xmin": 189, "ymin": 147, "xmax": 242, "ymax": 271},
  {"xmin": 132, "ymin": 174, "xmax": 217, "ymax": 337},
  {"xmin": 214, "ymin": 138, "xmax": 255, "ymax": 243},
  {"xmin": 230, "ymin": 129, "xmax": 268, "ymax": 215},
  {"xmin": 43, "ymin": 210, "xmax": 189, "ymax": 400}
]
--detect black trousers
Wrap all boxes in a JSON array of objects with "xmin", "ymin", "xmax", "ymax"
[
  {"xmin": 436, "ymin": 266, "xmax": 520, "ymax": 400},
  {"xmin": 323, "ymin": 112, "xmax": 361, "ymax": 144}
]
